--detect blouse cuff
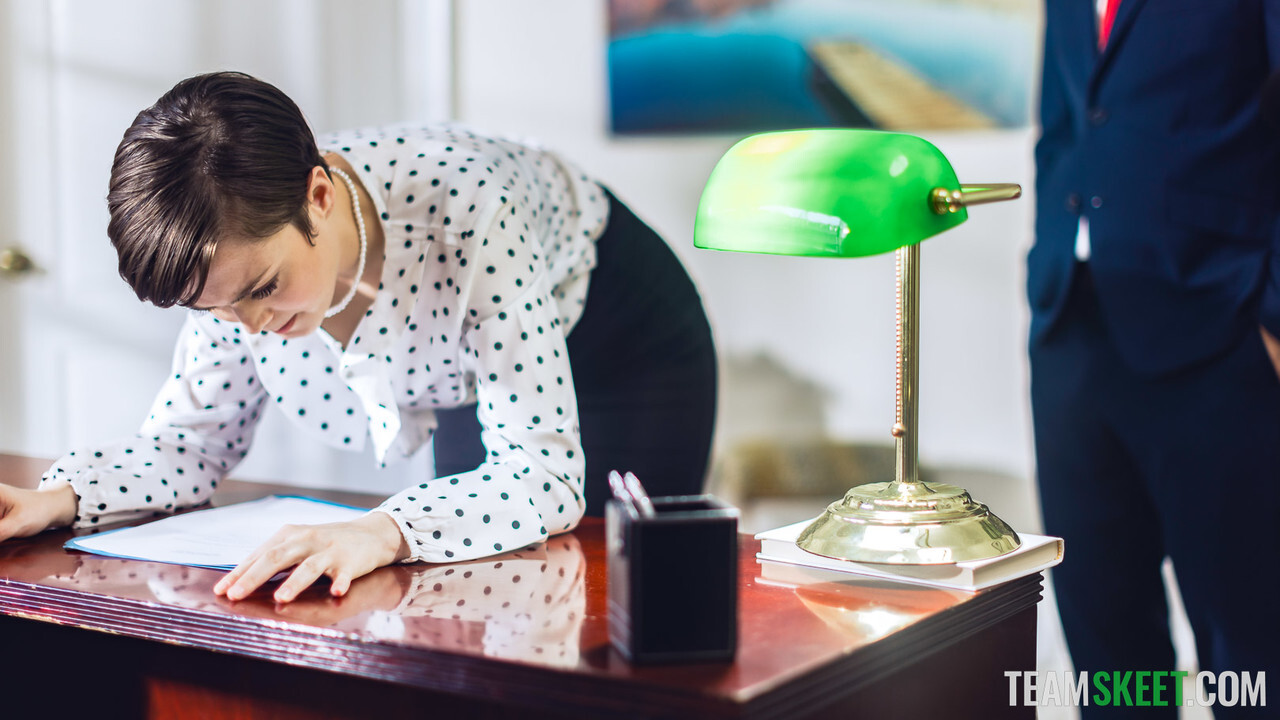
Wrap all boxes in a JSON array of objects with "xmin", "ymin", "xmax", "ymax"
[
  {"xmin": 368, "ymin": 507, "xmax": 426, "ymax": 565},
  {"xmin": 41, "ymin": 467, "xmax": 152, "ymax": 530}
]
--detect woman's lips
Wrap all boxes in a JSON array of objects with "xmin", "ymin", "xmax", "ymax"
[{"xmin": 276, "ymin": 314, "xmax": 297, "ymax": 334}]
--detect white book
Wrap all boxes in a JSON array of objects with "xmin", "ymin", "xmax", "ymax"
[{"xmin": 755, "ymin": 519, "xmax": 1064, "ymax": 591}]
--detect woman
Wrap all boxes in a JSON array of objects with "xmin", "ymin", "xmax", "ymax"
[{"xmin": 0, "ymin": 71, "xmax": 716, "ymax": 603}]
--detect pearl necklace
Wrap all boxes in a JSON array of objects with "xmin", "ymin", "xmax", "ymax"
[{"xmin": 325, "ymin": 166, "xmax": 368, "ymax": 318}]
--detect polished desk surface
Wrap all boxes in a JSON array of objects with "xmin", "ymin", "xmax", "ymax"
[{"xmin": 0, "ymin": 453, "xmax": 1039, "ymax": 719}]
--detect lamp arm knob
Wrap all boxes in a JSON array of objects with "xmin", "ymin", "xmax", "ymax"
[{"xmin": 929, "ymin": 183, "xmax": 1022, "ymax": 214}]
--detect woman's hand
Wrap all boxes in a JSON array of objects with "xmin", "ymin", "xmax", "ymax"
[
  {"xmin": 215, "ymin": 566, "xmax": 411, "ymax": 625},
  {"xmin": 214, "ymin": 511, "xmax": 410, "ymax": 604},
  {"xmin": 0, "ymin": 482, "xmax": 77, "ymax": 543}
]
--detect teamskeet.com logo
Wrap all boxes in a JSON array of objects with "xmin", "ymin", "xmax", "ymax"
[{"xmin": 1004, "ymin": 671, "xmax": 1266, "ymax": 709}]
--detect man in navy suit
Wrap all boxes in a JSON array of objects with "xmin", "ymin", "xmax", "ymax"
[{"xmin": 1032, "ymin": 1, "xmax": 1280, "ymax": 714}]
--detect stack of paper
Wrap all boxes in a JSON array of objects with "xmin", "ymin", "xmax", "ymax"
[{"xmin": 65, "ymin": 496, "xmax": 367, "ymax": 570}]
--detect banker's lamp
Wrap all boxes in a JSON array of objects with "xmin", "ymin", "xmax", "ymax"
[{"xmin": 695, "ymin": 129, "xmax": 1022, "ymax": 564}]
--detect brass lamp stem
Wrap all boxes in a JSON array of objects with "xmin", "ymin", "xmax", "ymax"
[{"xmin": 892, "ymin": 243, "xmax": 921, "ymax": 486}]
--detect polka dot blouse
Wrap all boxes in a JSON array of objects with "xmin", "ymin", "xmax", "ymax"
[{"xmin": 40, "ymin": 125, "xmax": 611, "ymax": 564}]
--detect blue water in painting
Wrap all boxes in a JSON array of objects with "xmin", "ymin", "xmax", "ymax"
[{"xmin": 609, "ymin": 0, "xmax": 1036, "ymax": 133}]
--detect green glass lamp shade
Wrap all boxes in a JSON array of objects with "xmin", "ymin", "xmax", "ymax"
[{"xmin": 694, "ymin": 129, "xmax": 967, "ymax": 258}]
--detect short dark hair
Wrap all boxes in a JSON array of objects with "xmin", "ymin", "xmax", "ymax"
[{"xmin": 107, "ymin": 71, "xmax": 327, "ymax": 308}]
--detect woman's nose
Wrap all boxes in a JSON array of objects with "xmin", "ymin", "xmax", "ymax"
[{"xmin": 234, "ymin": 304, "xmax": 271, "ymax": 334}]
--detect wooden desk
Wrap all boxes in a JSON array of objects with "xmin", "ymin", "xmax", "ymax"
[{"xmin": 0, "ymin": 453, "xmax": 1038, "ymax": 719}]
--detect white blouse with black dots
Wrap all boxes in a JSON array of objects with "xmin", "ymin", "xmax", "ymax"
[{"xmin": 40, "ymin": 125, "xmax": 611, "ymax": 564}]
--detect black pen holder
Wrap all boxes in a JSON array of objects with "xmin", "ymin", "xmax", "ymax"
[{"xmin": 606, "ymin": 494, "xmax": 739, "ymax": 664}]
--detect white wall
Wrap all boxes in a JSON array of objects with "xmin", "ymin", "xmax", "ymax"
[
  {"xmin": 0, "ymin": 0, "xmax": 441, "ymax": 495},
  {"xmin": 0, "ymin": 3, "xmax": 21, "ymax": 449},
  {"xmin": 454, "ymin": 0, "xmax": 1039, "ymax": 483}
]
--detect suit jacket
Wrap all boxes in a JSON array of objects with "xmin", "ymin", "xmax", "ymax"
[{"xmin": 1032, "ymin": 0, "xmax": 1280, "ymax": 374}]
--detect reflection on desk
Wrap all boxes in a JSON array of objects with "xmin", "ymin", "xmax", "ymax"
[
  {"xmin": 794, "ymin": 578, "xmax": 967, "ymax": 642},
  {"xmin": 1, "ymin": 529, "xmax": 586, "ymax": 669},
  {"xmin": 387, "ymin": 535, "xmax": 584, "ymax": 667}
]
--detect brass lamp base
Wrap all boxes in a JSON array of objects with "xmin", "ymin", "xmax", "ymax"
[{"xmin": 796, "ymin": 480, "xmax": 1020, "ymax": 565}]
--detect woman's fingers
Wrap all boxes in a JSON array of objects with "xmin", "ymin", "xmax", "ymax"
[
  {"xmin": 213, "ymin": 528, "xmax": 282, "ymax": 595},
  {"xmin": 215, "ymin": 548, "xmax": 261, "ymax": 595},
  {"xmin": 0, "ymin": 487, "xmax": 21, "ymax": 542},
  {"xmin": 222, "ymin": 534, "xmax": 310, "ymax": 601},
  {"xmin": 273, "ymin": 555, "xmax": 330, "ymax": 603},
  {"xmin": 215, "ymin": 518, "xmax": 400, "ymax": 604},
  {"xmin": 329, "ymin": 572, "xmax": 354, "ymax": 598}
]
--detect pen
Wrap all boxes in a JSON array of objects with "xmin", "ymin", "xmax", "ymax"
[
  {"xmin": 608, "ymin": 470, "xmax": 639, "ymax": 516},
  {"xmin": 623, "ymin": 472, "xmax": 656, "ymax": 519}
]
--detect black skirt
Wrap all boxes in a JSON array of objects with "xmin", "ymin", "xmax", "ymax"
[{"xmin": 433, "ymin": 189, "xmax": 718, "ymax": 516}]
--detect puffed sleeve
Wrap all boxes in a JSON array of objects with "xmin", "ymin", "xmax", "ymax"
[
  {"xmin": 39, "ymin": 313, "xmax": 269, "ymax": 528},
  {"xmin": 373, "ymin": 199, "xmax": 586, "ymax": 562}
]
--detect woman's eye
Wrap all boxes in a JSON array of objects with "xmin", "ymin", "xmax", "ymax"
[{"xmin": 250, "ymin": 278, "xmax": 278, "ymax": 301}]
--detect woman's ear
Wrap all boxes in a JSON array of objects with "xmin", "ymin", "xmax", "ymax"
[{"xmin": 306, "ymin": 165, "xmax": 336, "ymax": 219}]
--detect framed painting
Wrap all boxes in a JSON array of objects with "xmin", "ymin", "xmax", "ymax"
[{"xmin": 607, "ymin": 0, "xmax": 1040, "ymax": 135}]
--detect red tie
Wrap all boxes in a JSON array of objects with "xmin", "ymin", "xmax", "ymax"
[{"xmin": 1099, "ymin": 0, "xmax": 1122, "ymax": 49}]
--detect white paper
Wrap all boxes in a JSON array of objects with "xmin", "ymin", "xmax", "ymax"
[
  {"xmin": 65, "ymin": 496, "xmax": 367, "ymax": 570},
  {"xmin": 754, "ymin": 519, "xmax": 1064, "ymax": 591}
]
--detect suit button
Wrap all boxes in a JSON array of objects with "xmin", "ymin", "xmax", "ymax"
[
  {"xmin": 1066, "ymin": 193, "xmax": 1081, "ymax": 210},
  {"xmin": 1090, "ymin": 195, "xmax": 1104, "ymax": 208},
  {"xmin": 1089, "ymin": 107, "xmax": 1109, "ymax": 126}
]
